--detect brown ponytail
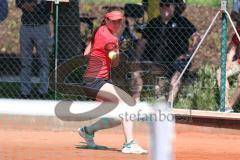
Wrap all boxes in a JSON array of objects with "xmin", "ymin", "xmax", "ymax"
[{"xmin": 88, "ymin": 19, "xmax": 106, "ymax": 48}]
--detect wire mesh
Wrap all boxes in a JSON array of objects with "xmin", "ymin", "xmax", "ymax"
[{"xmin": 0, "ymin": 0, "xmax": 240, "ymax": 112}]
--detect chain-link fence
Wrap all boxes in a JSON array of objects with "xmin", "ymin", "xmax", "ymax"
[{"xmin": 0, "ymin": 0, "xmax": 239, "ymax": 112}]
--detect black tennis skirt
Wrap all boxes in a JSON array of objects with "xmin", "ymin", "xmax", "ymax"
[{"xmin": 82, "ymin": 77, "xmax": 113, "ymax": 99}]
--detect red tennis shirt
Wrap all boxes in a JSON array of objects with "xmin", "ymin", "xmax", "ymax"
[{"xmin": 84, "ymin": 25, "xmax": 118, "ymax": 79}]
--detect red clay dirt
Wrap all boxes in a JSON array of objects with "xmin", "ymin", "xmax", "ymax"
[{"xmin": 0, "ymin": 125, "xmax": 240, "ymax": 160}]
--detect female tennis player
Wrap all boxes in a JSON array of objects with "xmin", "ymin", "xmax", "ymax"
[{"xmin": 78, "ymin": 10, "xmax": 147, "ymax": 154}]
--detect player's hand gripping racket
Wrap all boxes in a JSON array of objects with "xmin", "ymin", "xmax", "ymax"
[
  {"xmin": 104, "ymin": 42, "xmax": 118, "ymax": 52},
  {"xmin": 104, "ymin": 40, "xmax": 132, "ymax": 53}
]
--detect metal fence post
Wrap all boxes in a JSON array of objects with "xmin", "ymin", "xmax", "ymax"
[{"xmin": 220, "ymin": 0, "xmax": 228, "ymax": 112}]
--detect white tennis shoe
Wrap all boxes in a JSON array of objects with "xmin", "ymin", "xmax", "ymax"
[{"xmin": 121, "ymin": 140, "xmax": 147, "ymax": 154}]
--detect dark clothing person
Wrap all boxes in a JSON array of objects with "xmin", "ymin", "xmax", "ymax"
[
  {"xmin": 16, "ymin": 0, "xmax": 52, "ymax": 98},
  {"xmin": 16, "ymin": 0, "xmax": 51, "ymax": 25},
  {"xmin": 0, "ymin": 0, "xmax": 8, "ymax": 22},
  {"xmin": 142, "ymin": 14, "xmax": 196, "ymax": 77},
  {"xmin": 142, "ymin": 14, "xmax": 196, "ymax": 64}
]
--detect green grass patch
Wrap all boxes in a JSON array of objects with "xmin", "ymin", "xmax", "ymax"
[
  {"xmin": 175, "ymin": 65, "xmax": 219, "ymax": 111},
  {"xmin": 187, "ymin": 0, "xmax": 221, "ymax": 7},
  {"xmin": 81, "ymin": 0, "xmax": 141, "ymax": 4},
  {"xmin": 81, "ymin": 0, "xmax": 233, "ymax": 7}
]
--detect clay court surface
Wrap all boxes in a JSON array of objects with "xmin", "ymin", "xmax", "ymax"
[{"xmin": 0, "ymin": 124, "xmax": 240, "ymax": 160}]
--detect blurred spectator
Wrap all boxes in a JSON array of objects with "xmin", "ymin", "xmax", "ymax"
[
  {"xmin": 216, "ymin": 29, "xmax": 240, "ymax": 112},
  {"xmin": 142, "ymin": 0, "xmax": 186, "ymax": 15},
  {"xmin": 135, "ymin": 0, "xmax": 200, "ymax": 103},
  {"xmin": 0, "ymin": 0, "xmax": 8, "ymax": 22},
  {"xmin": 174, "ymin": 0, "xmax": 186, "ymax": 15},
  {"xmin": 16, "ymin": 0, "xmax": 52, "ymax": 98},
  {"xmin": 231, "ymin": 0, "xmax": 240, "ymax": 26},
  {"xmin": 120, "ymin": 3, "xmax": 145, "ymax": 102},
  {"xmin": 216, "ymin": 0, "xmax": 240, "ymax": 112}
]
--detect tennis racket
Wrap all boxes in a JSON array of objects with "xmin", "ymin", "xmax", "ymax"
[{"xmin": 104, "ymin": 39, "xmax": 133, "ymax": 53}]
